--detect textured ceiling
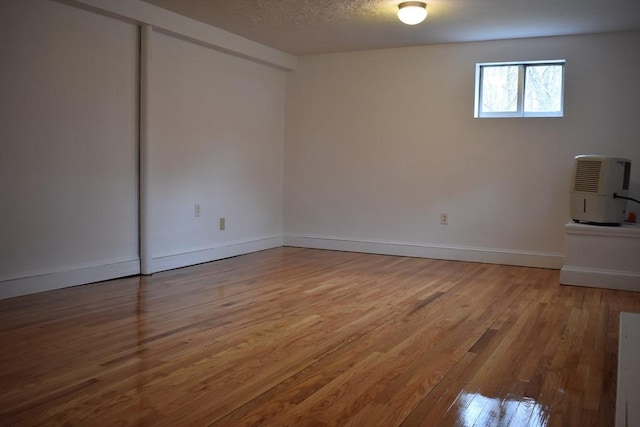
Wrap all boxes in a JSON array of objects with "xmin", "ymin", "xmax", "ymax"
[{"xmin": 141, "ymin": 0, "xmax": 640, "ymax": 55}]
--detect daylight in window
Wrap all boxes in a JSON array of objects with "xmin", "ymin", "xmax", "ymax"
[{"xmin": 475, "ymin": 61, "xmax": 565, "ymax": 118}]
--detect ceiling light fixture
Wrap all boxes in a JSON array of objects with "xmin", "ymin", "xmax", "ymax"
[{"xmin": 397, "ymin": 1, "xmax": 428, "ymax": 25}]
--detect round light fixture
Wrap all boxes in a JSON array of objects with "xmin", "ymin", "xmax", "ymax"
[{"xmin": 397, "ymin": 1, "xmax": 427, "ymax": 25}]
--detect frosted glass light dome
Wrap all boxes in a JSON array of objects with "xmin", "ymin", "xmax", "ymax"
[{"xmin": 397, "ymin": 2, "xmax": 428, "ymax": 25}]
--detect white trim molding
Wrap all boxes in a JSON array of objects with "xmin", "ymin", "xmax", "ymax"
[
  {"xmin": 63, "ymin": 0, "xmax": 297, "ymax": 71},
  {"xmin": 0, "ymin": 235, "xmax": 283, "ymax": 300},
  {"xmin": 560, "ymin": 267, "xmax": 640, "ymax": 292},
  {"xmin": 0, "ymin": 259, "xmax": 140, "ymax": 300},
  {"xmin": 561, "ymin": 222, "xmax": 640, "ymax": 292},
  {"xmin": 616, "ymin": 312, "xmax": 640, "ymax": 427},
  {"xmin": 150, "ymin": 235, "xmax": 283, "ymax": 273},
  {"xmin": 283, "ymin": 234, "xmax": 564, "ymax": 269}
]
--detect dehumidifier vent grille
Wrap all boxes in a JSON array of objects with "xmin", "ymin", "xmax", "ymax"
[{"xmin": 574, "ymin": 160, "xmax": 601, "ymax": 193}]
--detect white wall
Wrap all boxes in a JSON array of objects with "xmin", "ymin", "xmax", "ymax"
[
  {"xmin": 0, "ymin": 0, "xmax": 288, "ymax": 298},
  {"xmin": 0, "ymin": 0, "xmax": 140, "ymax": 297},
  {"xmin": 146, "ymin": 29, "xmax": 285, "ymax": 271},
  {"xmin": 284, "ymin": 32, "xmax": 640, "ymax": 268},
  {"xmin": 2, "ymin": 0, "xmax": 637, "ymax": 298}
]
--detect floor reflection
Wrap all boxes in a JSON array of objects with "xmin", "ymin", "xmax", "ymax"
[
  {"xmin": 456, "ymin": 392, "xmax": 549, "ymax": 426},
  {"xmin": 136, "ymin": 277, "xmax": 151, "ymax": 424}
]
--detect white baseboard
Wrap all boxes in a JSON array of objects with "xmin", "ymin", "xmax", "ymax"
[
  {"xmin": 0, "ymin": 236, "xmax": 283, "ymax": 300},
  {"xmin": 0, "ymin": 234, "xmax": 564, "ymax": 300},
  {"xmin": 150, "ymin": 235, "xmax": 283, "ymax": 273},
  {"xmin": 283, "ymin": 235, "xmax": 563, "ymax": 269},
  {"xmin": 560, "ymin": 267, "xmax": 640, "ymax": 292},
  {"xmin": 0, "ymin": 259, "xmax": 140, "ymax": 300}
]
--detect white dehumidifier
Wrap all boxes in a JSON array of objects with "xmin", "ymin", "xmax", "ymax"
[{"xmin": 570, "ymin": 155, "xmax": 631, "ymax": 225}]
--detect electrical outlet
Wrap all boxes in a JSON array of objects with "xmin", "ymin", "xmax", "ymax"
[
  {"xmin": 219, "ymin": 217, "xmax": 225, "ymax": 230},
  {"xmin": 440, "ymin": 213, "xmax": 448, "ymax": 225},
  {"xmin": 194, "ymin": 203, "xmax": 201, "ymax": 217}
]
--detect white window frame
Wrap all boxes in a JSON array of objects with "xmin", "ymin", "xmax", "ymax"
[{"xmin": 474, "ymin": 60, "xmax": 565, "ymax": 118}]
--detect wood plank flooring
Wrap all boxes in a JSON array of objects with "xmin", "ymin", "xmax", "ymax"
[{"xmin": 1, "ymin": 247, "xmax": 639, "ymax": 426}]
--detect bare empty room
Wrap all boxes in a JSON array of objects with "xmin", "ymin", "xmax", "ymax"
[{"xmin": 1, "ymin": 0, "xmax": 639, "ymax": 426}]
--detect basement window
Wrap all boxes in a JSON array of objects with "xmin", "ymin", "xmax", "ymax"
[{"xmin": 474, "ymin": 60, "xmax": 565, "ymax": 118}]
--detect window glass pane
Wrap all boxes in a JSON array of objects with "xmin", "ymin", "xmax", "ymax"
[
  {"xmin": 481, "ymin": 65, "xmax": 519, "ymax": 113},
  {"xmin": 524, "ymin": 65, "xmax": 563, "ymax": 112}
]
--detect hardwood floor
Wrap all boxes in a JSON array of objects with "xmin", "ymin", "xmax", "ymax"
[{"xmin": 1, "ymin": 247, "xmax": 639, "ymax": 426}]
